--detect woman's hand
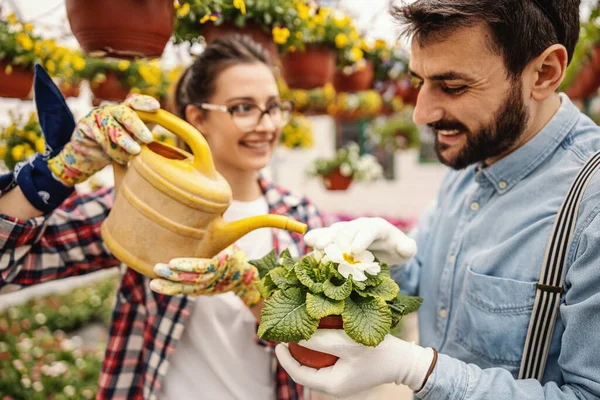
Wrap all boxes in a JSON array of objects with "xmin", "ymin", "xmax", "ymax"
[
  {"xmin": 149, "ymin": 246, "xmax": 261, "ymax": 307},
  {"xmin": 48, "ymin": 94, "xmax": 160, "ymax": 186}
]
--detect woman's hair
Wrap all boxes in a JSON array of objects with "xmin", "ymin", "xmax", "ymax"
[{"xmin": 172, "ymin": 34, "xmax": 273, "ymax": 120}]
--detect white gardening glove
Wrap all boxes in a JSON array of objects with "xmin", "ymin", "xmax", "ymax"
[
  {"xmin": 275, "ymin": 330, "xmax": 436, "ymax": 398},
  {"xmin": 305, "ymin": 217, "xmax": 417, "ymax": 266}
]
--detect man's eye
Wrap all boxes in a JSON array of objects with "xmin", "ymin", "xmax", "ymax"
[{"xmin": 442, "ymin": 85, "xmax": 467, "ymax": 95}]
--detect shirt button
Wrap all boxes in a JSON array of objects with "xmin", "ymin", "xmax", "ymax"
[
  {"xmin": 439, "ymin": 309, "xmax": 448, "ymax": 319},
  {"xmin": 448, "ymin": 255, "xmax": 456, "ymax": 263},
  {"xmin": 498, "ymin": 181, "xmax": 507, "ymax": 190},
  {"xmin": 470, "ymin": 202, "xmax": 480, "ymax": 211}
]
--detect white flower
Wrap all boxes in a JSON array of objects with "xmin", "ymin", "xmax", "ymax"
[
  {"xmin": 34, "ymin": 313, "xmax": 47, "ymax": 325},
  {"xmin": 64, "ymin": 385, "xmax": 76, "ymax": 396},
  {"xmin": 310, "ymin": 249, "xmax": 324, "ymax": 262},
  {"xmin": 339, "ymin": 162, "xmax": 353, "ymax": 177},
  {"xmin": 21, "ymin": 376, "xmax": 31, "ymax": 388},
  {"xmin": 324, "ymin": 233, "xmax": 381, "ymax": 281},
  {"xmin": 33, "ymin": 381, "xmax": 44, "ymax": 392}
]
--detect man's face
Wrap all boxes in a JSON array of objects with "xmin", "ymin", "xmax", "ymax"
[{"xmin": 410, "ymin": 23, "xmax": 530, "ymax": 169}]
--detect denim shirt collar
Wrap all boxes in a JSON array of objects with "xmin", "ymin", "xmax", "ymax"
[{"xmin": 477, "ymin": 93, "xmax": 580, "ymax": 194}]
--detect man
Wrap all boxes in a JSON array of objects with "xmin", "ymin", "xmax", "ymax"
[{"xmin": 276, "ymin": 1, "xmax": 600, "ymax": 399}]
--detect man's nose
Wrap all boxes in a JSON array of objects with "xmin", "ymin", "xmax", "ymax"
[{"xmin": 412, "ymin": 84, "xmax": 444, "ymax": 126}]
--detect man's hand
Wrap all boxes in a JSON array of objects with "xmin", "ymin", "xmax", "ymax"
[
  {"xmin": 149, "ymin": 246, "xmax": 261, "ymax": 307},
  {"xmin": 48, "ymin": 94, "xmax": 160, "ymax": 186},
  {"xmin": 275, "ymin": 330, "xmax": 436, "ymax": 398},
  {"xmin": 305, "ymin": 217, "xmax": 417, "ymax": 266}
]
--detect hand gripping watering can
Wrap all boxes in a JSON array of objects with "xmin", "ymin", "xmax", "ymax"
[{"xmin": 101, "ymin": 109, "xmax": 307, "ymax": 279}]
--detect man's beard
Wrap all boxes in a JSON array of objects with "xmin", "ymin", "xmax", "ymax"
[{"xmin": 431, "ymin": 81, "xmax": 529, "ymax": 170}]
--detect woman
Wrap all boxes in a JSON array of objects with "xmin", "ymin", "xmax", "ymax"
[{"xmin": 0, "ymin": 35, "xmax": 322, "ymax": 399}]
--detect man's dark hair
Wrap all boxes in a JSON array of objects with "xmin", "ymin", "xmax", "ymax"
[{"xmin": 393, "ymin": 0, "xmax": 580, "ymax": 78}]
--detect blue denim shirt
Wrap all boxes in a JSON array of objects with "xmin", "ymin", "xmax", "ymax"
[{"xmin": 393, "ymin": 94, "xmax": 600, "ymax": 399}]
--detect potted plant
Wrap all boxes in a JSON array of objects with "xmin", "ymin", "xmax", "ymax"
[
  {"xmin": 367, "ymin": 108, "xmax": 420, "ymax": 152},
  {"xmin": 279, "ymin": 113, "xmax": 314, "ymax": 149},
  {"xmin": 279, "ymin": 6, "xmax": 360, "ymax": 90},
  {"xmin": 81, "ymin": 58, "xmax": 171, "ymax": 106},
  {"xmin": 173, "ymin": 0, "xmax": 298, "ymax": 61},
  {"xmin": 0, "ymin": 111, "xmax": 45, "ymax": 171},
  {"xmin": 0, "ymin": 14, "xmax": 42, "ymax": 99},
  {"xmin": 50, "ymin": 48, "xmax": 87, "ymax": 99},
  {"xmin": 251, "ymin": 244, "xmax": 422, "ymax": 368},
  {"xmin": 332, "ymin": 90, "xmax": 383, "ymax": 120},
  {"xmin": 279, "ymin": 79, "xmax": 337, "ymax": 115},
  {"xmin": 332, "ymin": 32, "xmax": 374, "ymax": 93},
  {"xmin": 65, "ymin": 0, "xmax": 174, "ymax": 59},
  {"xmin": 306, "ymin": 142, "xmax": 384, "ymax": 191}
]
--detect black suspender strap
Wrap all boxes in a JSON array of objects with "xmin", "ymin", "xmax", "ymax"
[{"xmin": 519, "ymin": 150, "xmax": 600, "ymax": 380}]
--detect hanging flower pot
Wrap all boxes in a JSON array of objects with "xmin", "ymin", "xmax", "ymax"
[
  {"xmin": 202, "ymin": 22, "xmax": 279, "ymax": 62},
  {"xmin": 280, "ymin": 45, "xmax": 336, "ymax": 90},
  {"xmin": 288, "ymin": 316, "xmax": 343, "ymax": 369},
  {"xmin": 90, "ymin": 72, "xmax": 130, "ymax": 106},
  {"xmin": 395, "ymin": 77, "xmax": 420, "ymax": 105},
  {"xmin": 322, "ymin": 168, "xmax": 353, "ymax": 191},
  {"xmin": 65, "ymin": 0, "xmax": 175, "ymax": 59},
  {"xmin": 333, "ymin": 62, "xmax": 374, "ymax": 93},
  {"xmin": 0, "ymin": 61, "xmax": 34, "ymax": 100}
]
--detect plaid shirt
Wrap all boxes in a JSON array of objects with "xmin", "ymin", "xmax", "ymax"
[{"xmin": 0, "ymin": 177, "xmax": 324, "ymax": 399}]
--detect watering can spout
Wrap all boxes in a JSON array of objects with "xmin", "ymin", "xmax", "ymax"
[{"xmin": 208, "ymin": 215, "xmax": 307, "ymax": 255}]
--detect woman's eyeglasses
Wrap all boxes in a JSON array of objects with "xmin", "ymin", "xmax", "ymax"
[{"xmin": 194, "ymin": 100, "xmax": 294, "ymax": 133}]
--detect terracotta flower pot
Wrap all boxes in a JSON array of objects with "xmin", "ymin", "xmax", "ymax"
[
  {"xmin": 288, "ymin": 316, "xmax": 343, "ymax": 369},
  {"xmin": 59, "ymin": 81, "xmax": 81, "ymax": 99},
  {"xmin": 0, "ymin": 61, "xmax": 34, "ymax": 100},
  {"xmin": 66, "ymin": 0, "xmax": 175, "ymax": 59},
  {"xmin": 395, "ymin": 77, "xmax": 420, "ymax": 105},
  {"xmin": 90, "ymin": 72, "xmax": 130, "ymax": 106},
  {"xmin": 280, "ymin": 45, "xmax": 336, "ymax": 90},
  {"xmin": 202, "ymin": 22, "xmax": 279, "ymax": 62},
  {"xmin": 565, "ymin": 62, "xmax": 600, "ymax": 101},
  {"xmin": 322, "ymin": 168, "xmax": 353, "ymax": 191},
  {"xmin": 333, "ymin": 62, "xmax": 374, "ymax": 93}
]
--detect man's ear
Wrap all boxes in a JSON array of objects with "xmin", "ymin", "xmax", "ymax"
[
  {"xmin": 530, "ymin": 44, "xmax": 568, "ymax": 101},
  {"xmin": 185, "ymin": 104, "xmax": 209, "ymax": 138}
]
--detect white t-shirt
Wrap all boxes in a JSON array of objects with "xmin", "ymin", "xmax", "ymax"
[{"xmin": 163, "ymin": 197, "xmax": 275, "ymax": 400}]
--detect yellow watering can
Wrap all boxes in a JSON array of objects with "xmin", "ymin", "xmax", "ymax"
[{"xmin": 101, "ymin": 109, "xmax": 307, "ymax": 279}]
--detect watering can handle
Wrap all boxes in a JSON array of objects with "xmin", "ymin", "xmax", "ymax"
[{"xmin": 135, "ymin": 109, "xmax": 217, "ymax": 177}]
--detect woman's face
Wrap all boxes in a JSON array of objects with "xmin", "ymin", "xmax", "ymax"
[{"xmin": 187, "ymin": 62, "xmax": 283, "ymax": 174}]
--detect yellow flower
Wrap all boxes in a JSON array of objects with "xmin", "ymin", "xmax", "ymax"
[
  {"xmin": 117, "ymin": 60, "xmax": 131, "ymax": 71},
  {"xmin": 23, "ymin": 23, "xmax": 34, "ymax": 33},
  {"xmin": 349, "ymin": 47, "xmax": 364, "ymax": 62},
  {"xmin": 25, "ymin": 148, "xmax": 35, "ymax": 159},
  {"xmin": 375, "ymin": 39, "xmax": 387, "ymax": 50},
  {"xmin": 30, "ymin": 44, "xmax": 41, "ymax": 58},
  {"xmin": 297, "ymin": 3, "xmax": 310, "ymax": 20},
  {"xmin": 45, "ymin": 60, "xmax": 56, "ymax": 74},
  {"xmin": 0, "ymin": 144, "xmax": 6, "ymax": 158},
  {"xmin": 7, "ymin": 13, "xmax": 18, "ymax": 25},
  {"xmin": 177, "ymin": 3, "xmax": 190, "ymax": 17},
  {"xmin": 333, "ymin": 16, "xmax": 350, "ymax": 29},
  {"xmin": 4, "ymin": 65, "xmax": 13, "ymax": 75},
  {"xmin": 272, "ymin": 26, "xmax": 291, "ymax": 45},
  {"xmin": 16, "ymin": 33, "xmax": 34, "ymax": 51},
  {"xmin": 335, "ymin": 33, "xmax": 349, "ymax": 49},
  {"xmin": 35, "ymin": 138, "xmax": 46, "ymax": 154},
  {"xmin": 200, "ymin": 14, "xmax": 210, "ymax": 23},
  {"xmin": 72, "ymin": 56, "xmax": 86, "ymax": 71},
  {"xmin": 26, "ymin": 130, "xmax": 38, "ymax": 142},
  {"xmin": 11, "ymin": 145, "xmax": 25, "ymax": 161},
  {"xmin": 233, "ymin": 0, "xmax": 246, "ymax": 15},
  {"xmin": 138, "ymin": 65, "xmax": 161, "ymax": 86}
]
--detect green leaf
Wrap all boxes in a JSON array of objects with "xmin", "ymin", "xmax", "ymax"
[
  {"xmin": 249, "ymin": 250, "xmax": 280, "ymax": 279},
  {"xmin": 258, "ymin": 288, "xmax": 319, "ymax": 343},
  {"xmin": 354, "ymin": 277, "xmax": 399, "ymax": 301},
  {"xmin": 269, "ymin": 266, "xmax": 300, "ymax": 290},
  {"xmin": 255, "ymin": 275, "xmax": 277, "ymax": 299},
  {"xmin": 305, "ymin": 292, "xmax": 344, "ymax": 320},
  {"xmin": 325, "ymin": 261, "xmax": 344, "ymax": 281},
  {"xmin": 363, "ymin": 263, "xmax": 390, "ymax": 287},
  {"xmin": 295, "ymin": 257, "xmax": 323, "ymax": 293},
  {"xmin": 342, "ymin": 295, "xmax": 392, "ymax": 347},
  {"xmin": 279, "ymin": 249, "xmax": 296, "ymax": 271},
  {"xmin": 351, "ymin": 278, "xmax": 366, "ymax": 290},
  {"xmin": 323, "ymin": 277, "xmax": 353, "ymax": 300},
  {"xmin": 387, "ymin": 292, "xmax": 423, "ymax": 319}
]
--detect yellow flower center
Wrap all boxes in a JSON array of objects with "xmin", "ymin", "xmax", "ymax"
[{"xmin": 343, "ymin": 253, "xmax": 359, "ymax": 265}]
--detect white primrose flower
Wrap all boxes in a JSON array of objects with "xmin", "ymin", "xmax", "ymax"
[{"xmin": 324, "ymin": 232, "xmax": 381, "ymax": 281}]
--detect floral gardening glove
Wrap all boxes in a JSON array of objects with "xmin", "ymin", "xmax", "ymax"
[
  {"xmin": 149, "ymin": 246, "xmax": 261, "ymax": 307},
  {"xmin": 47, "ymin": 94, "xmax": 160, "ymax": 186}
]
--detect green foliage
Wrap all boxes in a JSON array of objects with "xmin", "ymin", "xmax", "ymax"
[{"xmin": 251, "ymin": 250, "xmax": 422, "ymax": 347}]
